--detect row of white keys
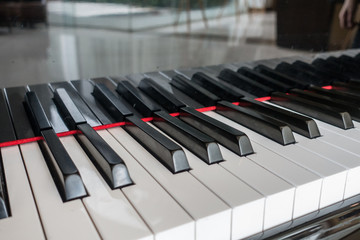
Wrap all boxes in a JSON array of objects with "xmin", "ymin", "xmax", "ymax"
[
  {"xmin": 204, "ymin": 111, "xmax": 328, "ymax": 218},
  {"xmin": 315, "ymin": 120, "xmax": 360, "ymax": 143},
  {"xmin": 211, "ymin": 103, "xmax": 360, "ymax": 206},
  {"xmin": 147, "ymin": 123, "xmax": 266, "ymax": 239},
  {"xmin": 0, "ymin": 146, "xmax": 45, "ymax": 239},
  {"xmin": 19, "ymin": 142, "xmax": 100, "ymax": 240},
  {"xmin": 95, "ymin": 129, "xmax": 195, "ymax": 240},
  {"xmin": 219, "ymin": 116, "xmax": 348, "ymax": 208},
  {"xmin": 311, "ymin": 121, "xmax": 360, "ymax": 161},
  {"xmin": 263, "ymin": 101, "xmax": 360, "ymax": 199},
  {"xmin": 59, "ymin": 135, "xmax": 153, "ymax": 240},
  {"xmin": 294, "ymin": 134, "xmax": 360, "ymax": 199},
  {"xmin": 107, "ymin": 127, "xmax": 232, "ymax": 240},
  {"xmin": 219, "ymin": 146, "xmax": 296, "ymax": 231},
  {"xmin": 215, "ymin": 109, "xmax": 354, "ymax": 208}
]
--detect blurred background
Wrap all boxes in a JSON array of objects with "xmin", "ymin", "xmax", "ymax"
[{"xmin": 0, "ymin": 0, "xmax": 358, "ymax": 87}]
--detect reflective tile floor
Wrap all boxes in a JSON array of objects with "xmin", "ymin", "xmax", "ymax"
[{"xmin": 0, "ymin": 12, "xmax": 311, "ymax": 88}]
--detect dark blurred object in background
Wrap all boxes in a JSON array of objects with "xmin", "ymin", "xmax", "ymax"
[
  {"xmin": 276, "ymin": 0, "xmax": 359, "ymax": 51},
  {"xmin": 0, "ymin": 0, "xmax": 46, "ymax": 32}
]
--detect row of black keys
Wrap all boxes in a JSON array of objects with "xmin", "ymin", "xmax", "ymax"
[{"xmin": 0, "ymin": 54, "xmax": 360, "ymax": 220}]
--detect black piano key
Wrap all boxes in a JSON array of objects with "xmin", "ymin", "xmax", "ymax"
[
  {"xmin": 179, "ymin": 107, "xmax": 254, "ymax": 156},
  {"xmin": 0, "ymin": 90, "xmax": 17, "ymax": 143},
  {"xmin": 237, "ymin": 97, "xmax": 320, "ymax": 138},
  {"xmin": 92, "ymin": 83, "xmax": 133, "ymax": 122},
  {"xmin": 91, "ymin": 77, "xmax": 118, "ymax": 92},
  {"xmin": 4, "ymin": 87, "xmax": 35, "ymax": 139},
  {"xmin": 254, "ymin": 64, "xmax": 308, "ymax": 89},
  {"xmin": 92, "ymin": 84, "xmax": 190, "ymax": 173},
  {"xmin": 49, "ymin": 82, "xmax": 101, "ymax": 127},
  {"xmin": 153, "ymin": 111, "xmax": 223, "ymax": 164},
  {"xmin": 53, "ymin": 88, "xmax": 133, "ymax": 188},
  {"xmin": 125, "ymin": 115, "xmax": 190, "ymax": 173},
  {"xmin": 145, "ymin": 71, "xmax": 205, "ymax": 109},
  {"xmin": 338, "ymin": 55, "xmax": 360, "ymax": 66},
  {"xmin": 218, "ymin": 68, "xmax": 273, "ymax": 97},
  {"xmin": 76, "ymin": 123, "xmax": 133, "ymax": 188},
  {"xmin": 289, "ymin": 89, "xmax": 360, "ymax": 121},
  {"xmin": 338, "ymin": 55, "xmax": 360, "ymax": 71},
  {"xmin": 115, "ymin": 80, "xmax": 161, "ymax": 117},
  {"xmin": 23, "ymin": 91, "xmax": 87, "ymax": 201},
  {"xmin": 312, "ymin": 58, "xmax": 359, "ymax": 79},
  {"xmin": 332, "ymin": 81, "xmax": 360, "ymax": 93},
  {"xmin": 53, "ymin": 88, "xmax": 87, "ymax": 130},
  {"xmin": 237, "ymin": 67, "xmax": 292, "ymax": 92},
  {"xmin": 103, "ymin": 80, "xmax": 223, "ymax": 164},
  {"xmin": 92, "ymin": 77, "xmax": 147, "ymax": 119},
  {"xmin": 292, "ymin": 60, "xmax": 348, "ymax": 83},
  {"xmin": 24, "ymin": 91, "xmax": 52, "ymax": 134},
  {"xmin": 171, "ymin": 74, "xmax": 220, "ymax": 107},
  {"xmin": 71, "ymin": 80, "xmax": 115, "ymax": 125},
  {"xmin": 138, "ymin": 77, "xmax": 254, "ymax": 156},
  {"xmin": 0, "ymin": 90, "xmax": 13, "ymax": 219},
  {"xmin": 275, "ymin": 62, "xmax": 326, "ymax": 86},
  {"xmin": 289, "ymin": 62, "xmax": 333, "ymax": 85},
  {"xmin": 308, "ymin": 60, "xmax": 351, "ymax": 83},
  {"xmin": 328, "ymin": 56, "xmax": 360, "ymax": 72},
  {"xmin": 28, "ymin": 84, "xmax": 69, "ymax": 134},
  {"xmin": 200, "ymin": 70, "xmax": 258, "ymax": 99},
  {"xmin": 0, "ymin": 157, "xmax": 9, "ymax": 219},
  {"xmin": 111, "ymin": 79, "xmax": 224, "ymax": 164},
  {"xmin": 329, "ymin": 83, "xmax": 360, "ymax": 96},
  {"xmin": 308, "ymin": 86, "xmax": 360, "ymax": 107},
  {"xmin": 216, "ymin": 100, "xmax": 295, "ymax": 145},
  {"xmin": 270, "ymin": 92, "xmax": 354, "ymax": 129},
  {"xmin": 40, "ymin": 129, "xmax": 87, "ymax": 201},
  {"xmin": 354, "ymin": 53, "xmax": 360, "ymax": 61},
  {"xmin": 138, "ymin": 77, "xmax": 186, "ymax": 113},
  {"xmin": 191, "ymin": 72, "xmax": 243, "ymax": 102},
  {"xmin": 182, "ymin": 70, "xmax": 318, "ymax": 138}
]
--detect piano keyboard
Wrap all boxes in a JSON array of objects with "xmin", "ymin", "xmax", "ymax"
[{"xmin": 1, "ymin": 50, "xmax": 360, "ymax": 240}]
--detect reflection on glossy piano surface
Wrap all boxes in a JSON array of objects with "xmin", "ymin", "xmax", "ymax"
[{"xmin": 1, "ymin": 50, "xmax": 360, "ymax": 240}]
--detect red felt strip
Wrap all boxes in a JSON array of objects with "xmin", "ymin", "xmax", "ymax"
[
  {"xmin": 322, "ymin": 85, "xmax": 333, "ymax": 90},
  {"xmin": 196, "ymin": 106, "xmax": 216, "ymax": 112},
  {"xmin": 255, "ymin": 96, "xmax": 271, "ymax": 102},
  {"xmin": 0, "ymin": 136, "xmax": 43, "ymax": 147},
  {"xmin": 141, "ymin": 117, "xmax": 154, "ymax": 122},
  {"xmin": 169, "ymin": 112, "xmax": 180, "ymax": 117},
  {"xmin": 0, "ymin": 83, "xmax": 332, "ymax": 147}
]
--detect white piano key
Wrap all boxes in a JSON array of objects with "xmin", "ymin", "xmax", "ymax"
[
  {"xmin": 107, "ymin": 127, "xmax": 232, "ymax": 240},
  {"xmin": 59, "ymin": 135, "xmax": 153, "ymax": 240},
  {"xmin": 264, "ymin": 101, "xmax": 360, "ymax": 143},
  {"xmin": 237, "ymin": 132, "xmax": 347, "ymax": 209},
  {"xmin": 96, "ymin": 129, "xmax": 195, "ymax": 240},
  {"xmin": 0, "ymin": 146, "xmax": 45, "ymax": 239},
  {"xmin": 263, "ymin": 101, "xmax": 360, "ymax": 200},
  {"xmin": 219, "ymin": 146, "xmax": 296, "ymax": 229},
  {"xmin": 19, "ymin": 142, "xmax": 100, "ymax": 240},
  {"xmin": 148, "ymin": 123, "xmax": 265, "ymax": 239},
  {"xmin": 302, "ymin": 119, "xmax": 360, "ymax": 156},
  {"xmin": 212, "ymin": 109, "xmax": 347, "ymax": 208},
  {"xmin": 295, "ymin": 134, "xmax": 360, "ymax": 199},
  {"xmin": 205, "ymin": 111, "xmax": 324, "ymax": 218},
  {"xmin": 316, "ymin": 120, "xmax": 360, "ymax": 142}
]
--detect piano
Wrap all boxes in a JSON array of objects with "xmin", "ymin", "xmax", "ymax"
[{"xmin": 1, "ymin": 49, "xmax": 360, "ymax": 240}]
